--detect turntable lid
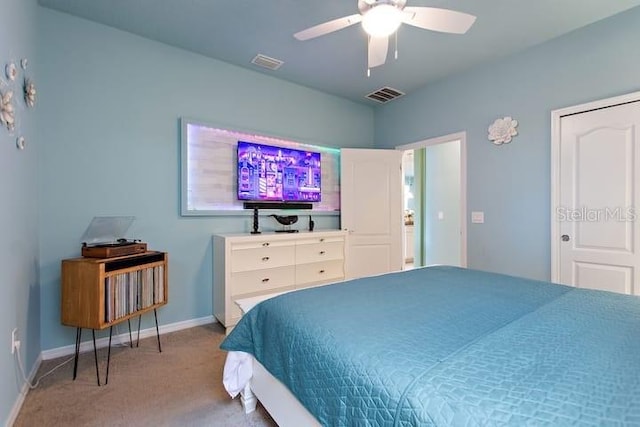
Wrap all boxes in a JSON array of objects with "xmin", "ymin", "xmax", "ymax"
[{"xmin": 81, "ymin": 216, "xmax": 135, "ymax": 245}]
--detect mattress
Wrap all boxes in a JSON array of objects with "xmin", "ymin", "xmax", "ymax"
[{"xmin": 220, "ymin": 266, "xmax": 640, "ymax": 426}]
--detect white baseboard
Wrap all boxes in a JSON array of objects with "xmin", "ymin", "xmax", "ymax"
[
  {"xmin": 41, "ymin": 315, "xmax": 216, "ymax": 360},
  {"xmin": 6, "ymin": 352, "xmax": 42, "ymax": 427}
]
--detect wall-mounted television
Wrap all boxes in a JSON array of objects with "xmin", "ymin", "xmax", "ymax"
[{"xmin": 237, "ymin": 141, "xmax": 321, "ymax": 203}]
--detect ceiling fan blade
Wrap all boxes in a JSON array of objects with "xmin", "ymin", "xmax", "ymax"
[
  {"xmin": 368, "ymin": 36, "xmax": 389, "ymax": 69},
  {"xmin": 294, "ymin": 14, "xmax": 363, "ymax": 41},
  {"xmin": 402, "ymin": 7, "xmax": 476, "ymax": 34}
]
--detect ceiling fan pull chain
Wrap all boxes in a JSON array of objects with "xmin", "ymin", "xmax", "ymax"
[
  {"xmin": 367, "ymin": 35, "xmax": 371, "ymax": 77},
  {"xmin": 395, "ymin": 30, "xmax": 398, "ymax": 60}
]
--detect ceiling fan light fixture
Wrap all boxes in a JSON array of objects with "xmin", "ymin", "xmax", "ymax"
[{"xmin": 362, "ymin": 4, "xmax": 402, "ymax": 37}]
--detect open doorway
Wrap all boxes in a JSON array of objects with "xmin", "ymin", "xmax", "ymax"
[
  {"xmin": 402, "ymin": 151, "xmax": 416, "ymax": 269},
  {"xmin": 398, "ymin": 132, "xmax": 467, "ymax": 268}
]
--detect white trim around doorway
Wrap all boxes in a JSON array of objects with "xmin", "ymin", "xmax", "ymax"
[{"xmin": 396, "ymin": 131, "xmax": 468, "ymax": 268}]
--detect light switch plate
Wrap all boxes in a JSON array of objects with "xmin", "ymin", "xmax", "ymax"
[{"xmin": 471, "ymin": 211, "xmax": 484, "ymax": 224}]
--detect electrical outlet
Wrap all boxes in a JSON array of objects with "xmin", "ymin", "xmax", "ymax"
[{"xmin": 11, "ymin": 328, "xmax": 18, "ymax": 355}]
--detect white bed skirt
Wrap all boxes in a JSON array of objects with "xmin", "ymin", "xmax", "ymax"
[{"xmin": 223, "ymin": 351, "xmax": 321, "ymax": 426}]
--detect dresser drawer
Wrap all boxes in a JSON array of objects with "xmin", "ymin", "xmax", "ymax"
[
  {"xmin": 231, "ymin": 244, "xmax": 295, "ymax": 272},
  {"xmin": 231, "ymin": 266, "xmax": 295, "ymax": 296},
  {"xmin": 296, "ymin": 260, "xmax": 344, "ymax": 286},
  {"xmin": 296, "ymin": 241, "xmax": 344, "ymax": 264}
]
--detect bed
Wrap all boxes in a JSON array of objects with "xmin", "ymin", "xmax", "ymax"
[{"xmin": 220, "ymin": 265, "xmax": 640, "ymax": 426}]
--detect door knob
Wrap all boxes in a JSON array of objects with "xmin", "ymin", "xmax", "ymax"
[{"xmin": 561, "ymin": 234, "xmax": 570, "ymax": 242}]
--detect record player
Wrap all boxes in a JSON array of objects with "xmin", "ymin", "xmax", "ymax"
[{"xmin": 80, "ymin": 216, "xmax": 147, "ymax": 258}]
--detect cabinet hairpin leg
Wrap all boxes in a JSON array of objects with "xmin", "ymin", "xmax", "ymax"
[
  {"xmin": 72, "ymin": 327, "xmax": 104, "ymax": 386},
  {"xmin": 127, "ymin": 319, "xmax": 133, "ymax": 348},
  {"xmin": 72, "ymin": 327, "xmax": 82, "ymax": 380},
  {"xmin": 92, "ymin": 330, "xmax": 101, "ymax": 386},
  {"xmin": 134, "ymin": 312, "xmax": 161, "ymax": 352},
  {"xmin": 136, "ymin": 315, "xmax": 142, "ymax": 348},
  {"xmin": 105, "ymin": 326, "xmax": 113, "ymax": 385},
  {"xmin": 154, "ymin": 308, "xmax": 162, "ymax": 353}
]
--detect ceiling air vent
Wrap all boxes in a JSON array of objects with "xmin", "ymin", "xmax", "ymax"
[
  {"xmin": 251, "ymin": 54, "xmax": 284, "ymax": 71},
  {"xmin": 365, "ymin": 87, "xmax": 405, "ymax": 104}
]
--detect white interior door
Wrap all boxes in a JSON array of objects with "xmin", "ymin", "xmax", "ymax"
[
  {"xmin": 341, "ymin": 148, "xmax": 403, "ymax": 279},
  {"xmin": 557, "ymin": 100, "xmax": 640, "ymax": 295}
]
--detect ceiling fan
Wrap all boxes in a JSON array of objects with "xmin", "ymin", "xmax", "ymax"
[{"xmin": 294, "ymin": 0, "xmax": 476, "ymax": 72}]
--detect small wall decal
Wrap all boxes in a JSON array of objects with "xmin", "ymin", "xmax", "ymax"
[
  {"xmin": 23, "ymin": 78, "xmax": 36, "ymax": 108},
  {"xmin": 5, "ymin": 62, "xmax": 17, "ymax": 81},
  {"xmin": 0, "ymin": 90, "xmax": 15, "ymax": 131}
]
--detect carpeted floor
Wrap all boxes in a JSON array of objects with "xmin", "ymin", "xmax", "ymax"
[{"xmin": 14, "ymin": 323, "xmax": 277, "ymax": 427}]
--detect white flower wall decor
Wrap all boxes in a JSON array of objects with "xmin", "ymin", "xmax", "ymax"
[
  {"xmin": 23, "ymin": 78, "xmax": 36, "ymax": 108},
  {"xmin": 488, "ymin": 116, "xmax": 518, "ymax": 145},
  {"xmin": 0, "ymin": 90, "xmax": 16, "ymax": 131}
]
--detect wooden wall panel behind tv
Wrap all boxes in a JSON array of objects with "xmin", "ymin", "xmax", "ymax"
[{"xmin": 181, "ymin": 119, "xmax": 340, "ymax": 215}]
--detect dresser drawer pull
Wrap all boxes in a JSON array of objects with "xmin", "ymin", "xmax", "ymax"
[
  {"xmin": 319, "ymin": 270, "xmax": 325, "ymax": 274},
  {"xmin": 261, "ymin": 278, "xmax": 270, "ymax": 283},
  {"xmin": 319, "ymin": 238, "xmax": 325, "ymax": 242},
  {"xmin": 262, "ymin": 242, "xmax": 270, "ymax": 247},
  {"xmin": 262, "ymin": 256, "xmax": 270, "ymax": 261},
  {"xmin": 319, "ymin": 251, "xmax": 326, "ymax": 255}
]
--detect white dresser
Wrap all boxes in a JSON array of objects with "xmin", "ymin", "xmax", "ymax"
[{"xmin": 213, "ymin": 230, "xmax": 347, "ymax": 331}]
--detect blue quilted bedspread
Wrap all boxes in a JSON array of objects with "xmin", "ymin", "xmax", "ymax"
[{"xmin": 220, "ymin": 266, "xmax": 640, "ymax": 426}]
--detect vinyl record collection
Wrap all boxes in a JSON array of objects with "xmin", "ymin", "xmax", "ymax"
[{"xmin": 104, "ymin": 264, "xmax": 165, "ymax": 323}]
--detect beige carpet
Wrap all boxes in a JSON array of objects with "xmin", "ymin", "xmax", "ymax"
[{"xmin": 14, "ymin": 323, "xmax": 277, "ymax": 427}]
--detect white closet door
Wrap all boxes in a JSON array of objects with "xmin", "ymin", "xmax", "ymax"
[{"xmin": 558, "ymin": 101, "xmax": 640, "ymax": 295}]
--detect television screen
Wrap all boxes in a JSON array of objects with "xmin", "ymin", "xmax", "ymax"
[{"xmin": 237, "ymin": 141, "xmax": 321, "ymax": 202}]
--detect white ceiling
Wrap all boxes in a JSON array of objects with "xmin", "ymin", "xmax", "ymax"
[{"xmin": 38, "ymin": 0, "xmax": 640, "ymax": 106}]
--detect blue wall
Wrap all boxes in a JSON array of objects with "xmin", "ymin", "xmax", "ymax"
[
  {"xmin": 37, "ymin": 8, "xmax": 374, "ymax": 351},
  {"xmin": 375, "ymin": 7, "xmax": 640, "ymax": 281},
  {"xmin": 0, "ymin": 0, "xmax": 39, "ymax": 424}
]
